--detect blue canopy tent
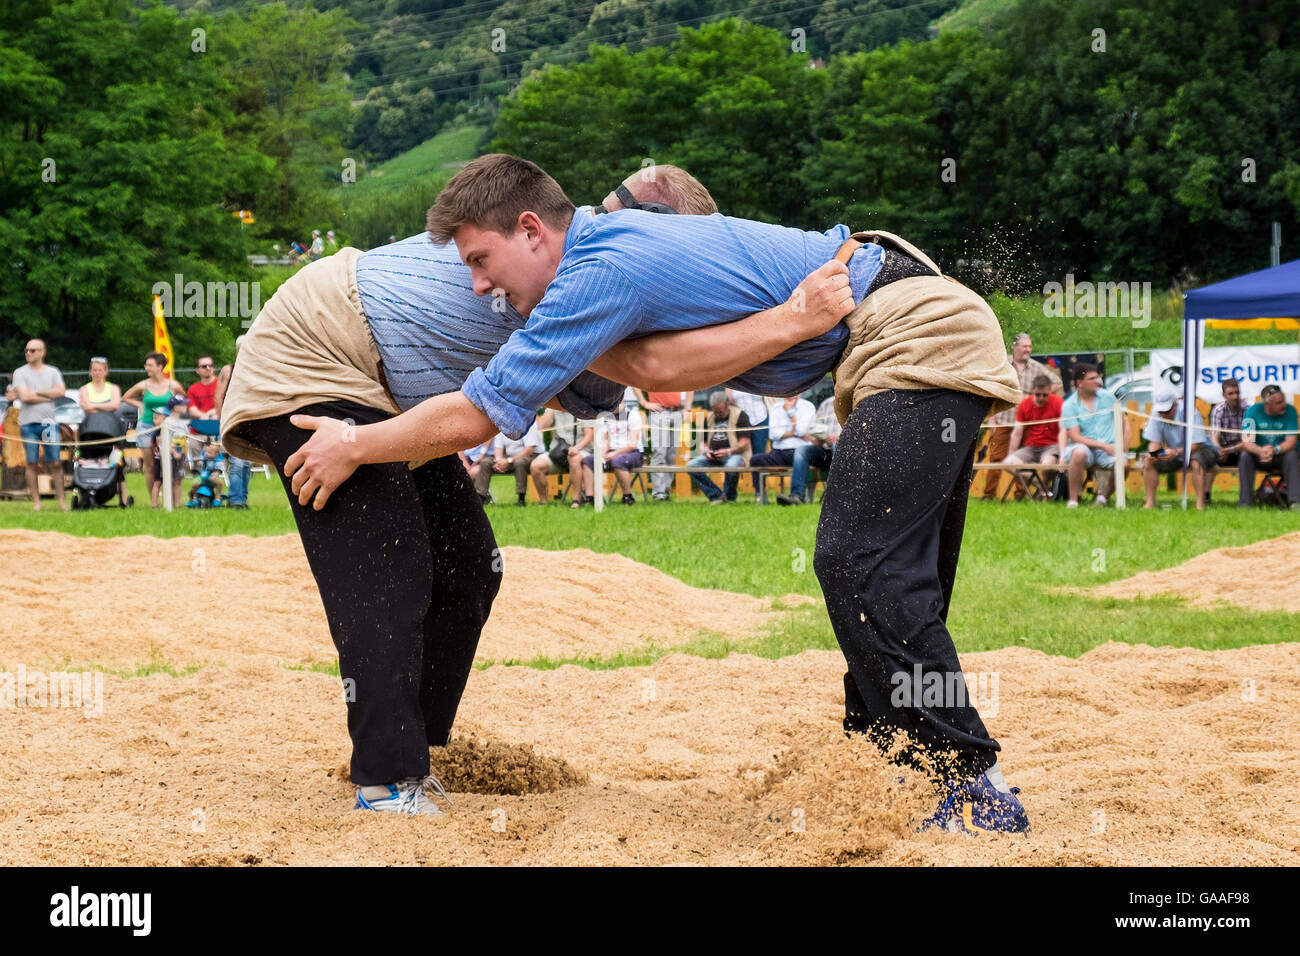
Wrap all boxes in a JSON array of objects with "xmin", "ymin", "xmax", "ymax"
[{"xmin": 1178, "ymin": 259, "xmax": 1300, "ymax": 507}]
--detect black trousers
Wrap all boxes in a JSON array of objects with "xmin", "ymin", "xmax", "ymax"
[
  {"xmin": 245, "ymin": 400, "xmax": 501, "ymax": 786},
  {"xmin": 1238, "ymin": 447, "xmax": 1300, "ymax": 505},
  {"xmin": 813, "ymin": 388, "xmax": 998, "ymax": 783}
]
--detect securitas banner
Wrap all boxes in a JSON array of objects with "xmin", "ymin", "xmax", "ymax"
[{"xmin": 1151, "ymin": 344, "xmax": 1300, "ymax": 402}]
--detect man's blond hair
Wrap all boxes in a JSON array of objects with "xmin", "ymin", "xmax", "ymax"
[
  {"xmin": 427, "ymin": 154, "xmax": 575, "ymax": 242},
  {"xmin": 626, "ymin": 164, "xmax": 718, "ymax": 215}
]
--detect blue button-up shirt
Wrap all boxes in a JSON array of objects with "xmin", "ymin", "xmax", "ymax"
[
  {"xmin": 357, "ymin": 232, "xmax": 622, "ymax": 420},
  {"xmin": 462, "ymin": 209, "xmax": 883, "ymax": 437}
]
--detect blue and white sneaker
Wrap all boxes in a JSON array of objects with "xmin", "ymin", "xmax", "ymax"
[
  {"xmin": 354, "ymin": 775, "xmax": 452, "ymax": 816},
  {"xmin": 922, "ymin": 766, "xmax": 1030, "ymax": 834}
]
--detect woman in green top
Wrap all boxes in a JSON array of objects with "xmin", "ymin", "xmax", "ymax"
[{"xmin": 123, "ymin": 351, "xmax": 186, "ymax": 508}]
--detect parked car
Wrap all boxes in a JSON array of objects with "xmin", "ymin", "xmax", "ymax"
[{"xmin": 1106, "ymin": 366, "xmax": 1152, "ymax": 406}]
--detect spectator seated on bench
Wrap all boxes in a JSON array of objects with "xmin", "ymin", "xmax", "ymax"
[
  {"xmin": 1001, "ymin": 374, "xmax": 1062, "ymax": 500},
  {"xmin": 686, "ymin": 390, "xmax": 752, "ymax": 504},
  {"xmin": 1141, "ymin": 384, "xmax": 1217, "ymax": 511},
  {"xmin": 460, "ymin": 438, "xmax": 494, "ymax": 504},
  {"xmin": 476, "ymin": 418, "xmax": 545, "ymax": 507},
  {"xmin": 577, "ymin": 397, "xmax": 644, "ymax": 507},
  {"xmin": 750, "ymin": 393, "xmax": 815, "ymax": 499},
  {"xmin": 530, "ymin": 408, "xmax": 591, "ymax": 505},
  {"xmin": 1238, "ymin": 384, "xmax": 1299, "ymax": 510},
  {"xmin": 1060, "ymin": 362, "xmax": 1129, "ymax": 508},
  {"xmin": 777, "ymin": 395, "xmax": 838, "ymax": 506}
]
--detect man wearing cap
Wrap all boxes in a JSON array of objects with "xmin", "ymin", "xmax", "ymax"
[
  {"xmin": 285, "ymin": 155, "xmax": 1032, "ymax": 834},
  {"xmin": 1141, "ymin": 383, "xmax": 1217, "ymax": 510},
  {"xmin": 1239, "ymin": 384, "xmax": 1300, "ymax": 509}
]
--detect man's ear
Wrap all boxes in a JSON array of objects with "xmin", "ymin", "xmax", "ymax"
[{"xmin": 518, "ymin": 210, "xmax": 544, "ymax": 245}]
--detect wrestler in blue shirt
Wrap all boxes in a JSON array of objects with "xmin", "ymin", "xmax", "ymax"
[{"xmin": 457, "ymin": 208, "xmax": 881, "ymax": 437}]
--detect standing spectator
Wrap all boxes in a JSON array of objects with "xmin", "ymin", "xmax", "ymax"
[
  {"xmin": 1141, "ymin": 384, "xmax": 1217, "ymax": 511},
  {"xmin": 750, "ymin": 393, "xmax": 816, "ymax": 475},
  {"xmin": 158, "ymin": 396, "xmax": 189, "ymax": 507},
  {"xmin": 777, "ymin": 395, "xmax": 839, "ymax": 506},
  {"xmin": 214, "ymin": 336, "xmax": 252, "ymax": 509},
  {"xmin": 1210, "ymin": 378, "xmax": 1249, "ymax": 469},
  {"xmin": 981, "ymin": 333, "xmax": 1063, "ymax": 499},
  {"xmin": 530, "ymin": 408, "xmax": 591, "ymax": 505},
  {"xmin": 636, "ymin": 387, "xmax": 691, "ymax": 500},
  {"xmin": 13, "ymin": 339, "xmax": 68, "ymax": 511},
  {"xmin": 122, "ymin": 351, "xmax": 186, "ymax": 509},
  {"xmin": 1238, "ymin": 384, "xmax": 1299, "ymax": 509},
  {"xmin": 476, "ymin": 418, "xmax": 545, "ymax": 506},
  {"xmin": 1001, "ymin": 374, "xmax": 1063, "ymax": 499},
  {"xmin": 326, "ymin": 230, "xmax": 339, "ymax": 253},
  {"xmin": 727, "ymin": 388, "xmax": 769, "ymax": 455},
  {"xmin": 308, "ymin": 230, "xmax": 325, "ymax": 261},
  {"xmin": 186, "ymin": 355, "xmax": 220, "ymax": 463},
  {"xmin": 187, "ymin": 357, "xmax": 219, "ymax": 418},
  {"xmin": 686, "ymin": 391, "xmax": 752, "ymax": 504},
  {"xmin": 78, "ymin": 356, "xmax": 122, "ymax": 415},
  {"xmin": 578, "ymin": 398, "xmax": 644, "ymax": 506},
  {"xmin": 1060, "ymin": 363, "xmax": 1129, "ymax": 508}
]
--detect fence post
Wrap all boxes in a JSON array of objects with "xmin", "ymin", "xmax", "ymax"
[
  {"xmin": 593, "ymin": 418, "xmax": 606, "ymax": 513},
  {"xmin": 161, "ymin": 423, "xmax": 174, "ymax": 512},
  {"xmin": 1112, "ymin": 401, "xmax": 1126, "ymax": 509}
]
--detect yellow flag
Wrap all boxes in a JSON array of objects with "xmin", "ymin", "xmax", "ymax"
[{"xmin": 153, "ymin": 294, "xmax": 174, "ymax": 378}]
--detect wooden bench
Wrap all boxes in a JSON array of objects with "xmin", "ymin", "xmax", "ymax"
[{"xmin": 631, "ymin": 464, "xmax": 827, "ymax": 504}]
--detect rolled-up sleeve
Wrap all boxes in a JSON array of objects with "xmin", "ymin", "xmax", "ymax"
[{"xmin": 461, "ymin": 260, "xmax": 644, "ymax": 438}]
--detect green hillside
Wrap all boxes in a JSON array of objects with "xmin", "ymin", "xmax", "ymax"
[
  {"xmin": 935, "ymin": 0, "xmax": 1017, "ymax": 32},
  {"xmin": 347, "ymin": 125, "xmax": 485, "ymax": 197}
]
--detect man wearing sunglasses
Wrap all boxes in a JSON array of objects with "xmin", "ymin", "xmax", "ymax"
[{"xmin": 13, "ymin": 339, "xmax": 68, "ymax": 512}]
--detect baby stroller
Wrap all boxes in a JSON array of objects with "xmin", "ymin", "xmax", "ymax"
[{"xmin": 72, "ymin": 410, "xmax": 133, "ymax": 509}]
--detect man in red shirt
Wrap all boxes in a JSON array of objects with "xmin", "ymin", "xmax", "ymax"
[
  {"xmin": 1002, "ymin": 374, "xmax": 1063, "ymax": 498},
  {"xmin": 186, "ymin": 356, "xmax": 220, "ymax": 464},
  {"xmin": 187, "ymin": 356, "xmax": 219, "ymax": 418},
  {"xmin": 635, "ymin": 387, "xmax": 691, "ymax": 500}
]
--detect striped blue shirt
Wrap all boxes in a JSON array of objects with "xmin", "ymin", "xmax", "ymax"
[
  {"xmin": 462, "ymin": 208, "xmax": 883, "ymax": 437},
  {"xmin": 356, "ymin": 232, "xmax": 620, "ymax": 418}
]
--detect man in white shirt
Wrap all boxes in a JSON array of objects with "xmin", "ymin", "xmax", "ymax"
[
  {"xmin": 751, "ymin": 395, "xmax": 815, "ymax": 467},
  {"xmin": 778, "ymin": 396, "xmax": 840, "ymax": 505},
  {"xmin": 476, "ymin": 417, "xmax": 546, "ymax": 506},
  {"xmin": 576, "ymin": 398, "xmax": 644, "ymax": 506}
]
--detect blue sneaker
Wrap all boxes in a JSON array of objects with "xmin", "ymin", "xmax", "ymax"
[
  {"xmin": 922, "ymin": 771, "xmax": 1030, "ymax": 834},
  {"xmin": 354, "ymin": 775, "xmax": 451, "ymax": 816}
]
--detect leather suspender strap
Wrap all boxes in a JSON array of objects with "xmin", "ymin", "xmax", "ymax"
[{"xmin": 833, "ymin": 237, "xmax": 864, "ymax": 265}]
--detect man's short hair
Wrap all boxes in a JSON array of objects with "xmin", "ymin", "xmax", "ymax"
[
  {"xmin": 1222, "ymin": 377, "xmax": 1240, "ymax": 391},
  {"xmin": 629, "ymin": 164, "xmax": 718, "ymax": 216},
  {"xmin": 1012, "ymin": 332, "xmax": 1032, "ymax": 346},
  {"xmin": 1072, "ymin": 362, "xmax": 1098, "ymax": 384},
  {"xmin": 709, "ymin": 390, "xmax": 729, "ymax": 408},
  {"xmin": 1031, "ymin": 374, "xmax": 1051, "ymax": 390},
  {"xmin": 1261, "ymin": 384, "xmax": 1282, "ymax": 399},
  {"xmin": 427, "ymin": 154, "xmax": 574, "ymax": 241},
  {"xmin": 145, "ymin": 351, "xmax": 168, "ymax": 368}
]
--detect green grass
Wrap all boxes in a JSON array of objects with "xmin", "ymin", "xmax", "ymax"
[
  {"xmin": 6, "ymin": 470, "xmax": 1297, "ymax": 666},
  {"xmin": 346, "ymin": 126, "xmax": 485, "ymax": 198}
]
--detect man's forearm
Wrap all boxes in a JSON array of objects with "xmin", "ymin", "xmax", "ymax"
[
  {"xmin": 588, "ymin": 307, "xmax": 806, "ymax": 391},
  {"xmin": 353, "ymin": 390, "xmax": 497, "ymax": 466}
]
